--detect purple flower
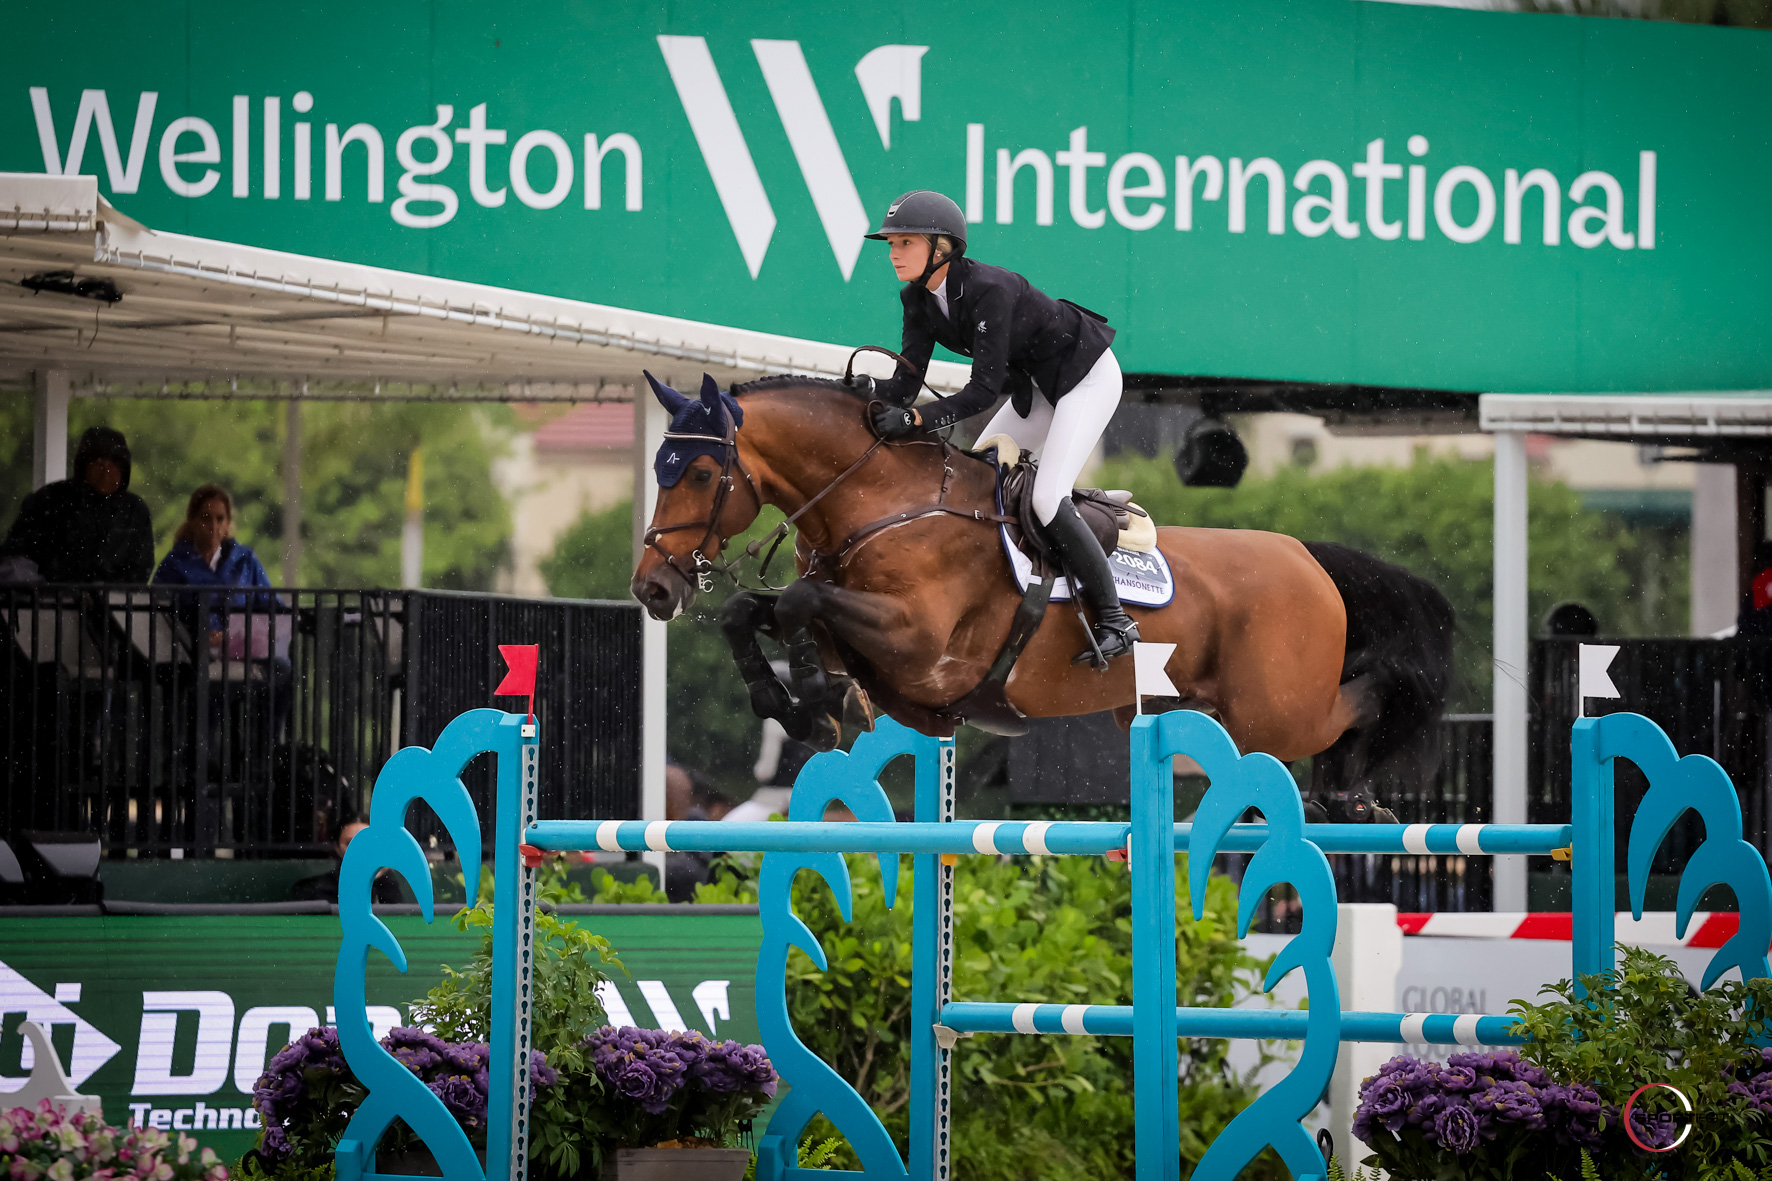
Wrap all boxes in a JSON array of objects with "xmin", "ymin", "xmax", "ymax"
[
  {"xmin": 529, "ymin": 1050, "xmax": 558, "ymax": 1090},
  {"xmin": 1361, "ymin": 1080, "xmax": 1411, "ymax": 1134},
  {"xmin": 1432, "ymin": 1104, "xmax": 1480, "ymax": 1154},
  {"xmin": 430, "ymin": 1074, "xmax": 487, "ymax": 1128},
  {"xmin": 1436, "ymin": 1065, "xmax": 1477, "ymax": 1093},
  {"xmin": 259, "ymin": 1124, "xmax": 291, "ymax": 1161}
]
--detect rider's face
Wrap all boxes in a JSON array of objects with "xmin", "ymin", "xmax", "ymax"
[{"xmin": 886, "ymin": 234, "xmax": 931, "ymax": 282}]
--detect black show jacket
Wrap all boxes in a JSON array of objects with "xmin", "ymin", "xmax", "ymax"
[{"xmin": 879, "ymin": 256, "xmax": 1116, "ymax": 430}]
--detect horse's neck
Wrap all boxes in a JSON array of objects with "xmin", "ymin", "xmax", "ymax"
[{"xmin": 741, "ymin": 390, "xmax": 945, "ymax": 547}]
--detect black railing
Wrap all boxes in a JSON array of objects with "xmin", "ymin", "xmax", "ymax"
[{"xmin": 0, "ymin": 586, "xmax": 641, "ymax": 859}]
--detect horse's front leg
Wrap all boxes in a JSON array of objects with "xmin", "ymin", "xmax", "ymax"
[{"xmin": 718, "ymin": 591, "xmax": 794, "ymax": 721}]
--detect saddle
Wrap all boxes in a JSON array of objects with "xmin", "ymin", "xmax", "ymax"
[{"xmin": 976, "ymin": 434, "xmax": 1155, "ymax": 573}]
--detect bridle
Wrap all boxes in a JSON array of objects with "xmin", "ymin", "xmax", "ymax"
[
  {"xmin": 640, "ymin": 348, "xmax": 954, "ymax": 595},
  {"xmin": 641, "ymin": 405, "xmax": 762, "ymax": 594}
]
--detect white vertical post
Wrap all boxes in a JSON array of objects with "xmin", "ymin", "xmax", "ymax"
[
  {"xmin": 1492, "ymin": 430, "xmax": 1529, "ymax": 912},
  {"xmin": 633, "ymin": 391, "xmax": 668, "ymax": 884},
  {"xmin": 31, "ymin": 369, "xmax": 69, "ymax": 489},
  {"xmin": 1690, "ymin": 464, "xmax": 1738, "ymax": 636},
  {"xmin": 282, "ymin": 399, "xmax": 303, "ymax": 585},
  {"xmin": 1328, "ymin": 903, "xmax": 1401, "ymax": 1169},
  {"xmin": 400, "ymin": 447, "xmax": 424, "ymax": 589}
]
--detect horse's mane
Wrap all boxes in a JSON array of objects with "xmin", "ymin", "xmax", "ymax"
[{"xmin": 730, "ymin": 374, "xmax": 860, "ymax": 398}]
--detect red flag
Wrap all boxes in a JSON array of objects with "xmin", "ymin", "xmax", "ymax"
[{"xmin": 495, "ymin": 644, "xmax": 539, "ymax": 720}]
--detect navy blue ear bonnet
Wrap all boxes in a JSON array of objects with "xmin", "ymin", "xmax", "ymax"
[{"xmin": 646, "ymin": 371, "xmax": 745, "ymax": 488}]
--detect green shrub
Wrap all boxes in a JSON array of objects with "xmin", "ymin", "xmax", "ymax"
[{"xmin": 699, "ymin": 852, "xmax": 1286, "ymax": 1181}]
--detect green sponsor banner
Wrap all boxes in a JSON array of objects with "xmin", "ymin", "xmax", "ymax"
[
  {"xmin": 0, "ymin": 912, "xmax": 761, "ymax": 1160},
  {"xmin": 3, "ymin": 1, "xmax": 1768, "ymax": 393}
]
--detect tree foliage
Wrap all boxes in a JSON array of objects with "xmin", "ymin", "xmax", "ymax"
[
  {"xmin": 1097, "ymin": 451, "xmax": 1689, "ymax": 712},
  {"xmin": 0, "ymin": 392, "xmax": 512, "ymax": 589},
  {"xmin": 543, "ymin": 499, "xmax": 794, "ymax": 795}
]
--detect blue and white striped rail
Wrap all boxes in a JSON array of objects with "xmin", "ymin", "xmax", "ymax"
[
  {"xmin": 940, "ymin": 1002, "xmax": 1524, "ymax": 1046},
  {"xmin": 523, "ymin": 818, "xmax": 1571, "ymax": 858}
]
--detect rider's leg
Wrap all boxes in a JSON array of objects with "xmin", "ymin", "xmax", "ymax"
[
  {"xmin": 975, "ymin": 390, "xmax": 1054, "ymax": 458},
  {"xmin": 1029, "ymin": 350, "xmax": 1139, "ymax": 664}
]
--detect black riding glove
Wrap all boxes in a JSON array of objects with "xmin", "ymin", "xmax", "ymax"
[{"xmin": 870, "ymin": 402, "xmax": 921, "ymax": 440}]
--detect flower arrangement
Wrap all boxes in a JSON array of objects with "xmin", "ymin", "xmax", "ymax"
[
  {"xmin": 248, "ymin": 1025, "xmax": 557, "ymax": 1173},
  {"xmin": 1355, "ymin": 947, "xmax": 1772, "ymax": 1179},
  {"xmin": 1354, "ymin": 1049, "xmax": 1615, "ymax": 1179},
  {"xmin": 0, "ymin": 1100, "xmax": 229, "ymax": 1181},
  {"xmin": 581, "ymin": 1027, "xmax": 778, "ymax": 1151}
]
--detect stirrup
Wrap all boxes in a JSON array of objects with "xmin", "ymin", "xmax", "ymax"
[{"xmin": 1071, "ymin": 617, "xmax": 1139, "ymax": 668}]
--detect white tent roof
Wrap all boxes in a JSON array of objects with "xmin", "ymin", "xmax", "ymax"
[
  {"xmin": 1480, "ymin": 392, "xmax": 1772, "ymax": 439},
  {"xmin": 0, "ymin": 173, "xmax": 969, "ymax": 401}
]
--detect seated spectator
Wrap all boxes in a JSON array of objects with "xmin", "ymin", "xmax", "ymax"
[
  {"xmin": 154, "ymin": 483, "xmax": 275, "ymax": 597},
  {"xmin": 290, "ymin": 817, "xmax": 405, "ymax": 904},
  {"xmin": 0, "ymin": 426, "xmax": 153, "ymax": 583},
  {"xmin": 156, "ymin": 484, "xmax": 290, "ymax": 746}
]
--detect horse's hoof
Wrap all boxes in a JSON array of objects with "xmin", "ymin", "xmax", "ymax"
[
  {"xmin": 840, "ymin": 681, "xmax": 877, "ymax": 733},
  {"xmin": 807, "ymin": 713, "xmax": 841, "ymax": 752}
]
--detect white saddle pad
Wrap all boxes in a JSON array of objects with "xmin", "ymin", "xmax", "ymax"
[{"xmin": 999, "ymin": 524, "xmax": 1175, "ymax": 608}]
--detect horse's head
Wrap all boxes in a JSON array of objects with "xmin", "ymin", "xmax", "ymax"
[{"xmin": 630, "ymin": 371, "xmax": 761, "ymax": 620}]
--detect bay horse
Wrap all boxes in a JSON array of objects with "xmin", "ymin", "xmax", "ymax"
[{"xmin": 629, "ymin": 373, "xmax": 1454, "ymax": 797}]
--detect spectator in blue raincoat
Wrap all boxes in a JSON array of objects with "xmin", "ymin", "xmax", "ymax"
[
  {"xmin": 155, "ymin": 484, "xmax": 291, "ymax": 739},
  {"xmin": 153, "ymin": 484, "xmax": 274, "ymax": 597}
]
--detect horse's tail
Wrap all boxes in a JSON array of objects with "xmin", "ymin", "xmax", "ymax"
[{"xmin": 1302, "ymin": 541, "xmax": 1456, "ymax": 785}]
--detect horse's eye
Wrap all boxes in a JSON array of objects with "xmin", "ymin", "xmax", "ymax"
[{"xmin": 692, "ymin": 468, "xmax": 714, "ymax": 485}]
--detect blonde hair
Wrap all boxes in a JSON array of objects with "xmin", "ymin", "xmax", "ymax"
[{"xmin": 175, "ymin": 484, "xmax": 233, "ymax": 546}]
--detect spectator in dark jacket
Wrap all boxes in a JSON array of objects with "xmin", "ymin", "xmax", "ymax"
[{"xmin": 0, "ymin": 427, "xmax": 154, "ymax": 583}]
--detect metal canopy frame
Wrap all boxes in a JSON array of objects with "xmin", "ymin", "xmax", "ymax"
[{"xmin": 0, "ymin": 172, "xmax": 970, "ymax": 400}]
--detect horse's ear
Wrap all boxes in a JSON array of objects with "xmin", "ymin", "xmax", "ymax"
[
  {"xmin": 698, "ymin": 373, "xmax": 727, "ymax": 427},
  {"xmin": 644, "ymin": 370, "xmax": 690, "ymax": 416}
]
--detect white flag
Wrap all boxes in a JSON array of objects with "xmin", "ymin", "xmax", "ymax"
[
  {"xmin": 1578, "ymin": 644, "xmax": 1621, "ymax": 707},
  {"xmin": 1133, "ymin": 642, "xmax": 1179, "ymax": 702}
]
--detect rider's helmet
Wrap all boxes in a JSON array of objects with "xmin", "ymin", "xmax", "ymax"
[{"xmin": 866, "ymin": 191, "xmax": 967, "ymax": 280}]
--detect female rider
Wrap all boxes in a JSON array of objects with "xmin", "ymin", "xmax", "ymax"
[{"xmin": 861, "ymin": 189, "xmax": 1139, "ymax": 665}]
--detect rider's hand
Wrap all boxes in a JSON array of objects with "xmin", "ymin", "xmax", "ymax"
[{"xmin": 870, "ymin": 402, "xmax": 922, "ymax": 439}]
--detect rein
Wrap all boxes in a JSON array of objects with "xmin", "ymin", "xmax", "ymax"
[{"xmin": 644, "ymin": 358, "xmax": 1012, "ymax": 594}]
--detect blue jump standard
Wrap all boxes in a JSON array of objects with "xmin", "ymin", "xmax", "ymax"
[
  {"xmin": 939, "ymin": 1002, "xmax": 1525, "ymax": 1046},
  {"xmin": 524, "ymin": 818, "xmax": 1571, "ymax": 857}
]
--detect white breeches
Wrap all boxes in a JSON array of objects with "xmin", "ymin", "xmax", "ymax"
[{"xmin": 978, "ymin": 348, "xmax": 1123, "ymax": 525}]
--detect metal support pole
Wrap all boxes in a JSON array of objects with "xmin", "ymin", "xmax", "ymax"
[
  {"xmin": 909, "ymin": 736, "xmax": 956, "ymax": 1181},
  {"xmin": 1129, "ymin": 716, "xmax": 1180, "ymax": 1181},
  {"xmin": 633, "ymin": 391, "xmax": 667, "ymax": 883},
  {"xmin": 283, "ymin": 399, "xmax": 303, "ymax": 585},
  {"xmin": 1492, "ymin": 430, "xmax": 1530, "ymax": 912},
  {"xmin": 32, "ymin": 369, "xmax": 69, "ymax": 489}
]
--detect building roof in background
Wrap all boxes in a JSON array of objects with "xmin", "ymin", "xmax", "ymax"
[
  {"xmin": 533, "ymin": 403, "xmax": 635, "ymax": 452},
  {"xmin": 0, "ymin": 173, "xmax": 970, "ymax": 401}
]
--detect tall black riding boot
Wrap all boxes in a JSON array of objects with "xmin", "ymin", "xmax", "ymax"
[{"xmin": 1043, "ymin": 496, "xmax": 1140, "ymax": 666}]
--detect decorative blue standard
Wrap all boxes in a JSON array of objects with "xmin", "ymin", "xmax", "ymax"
[{"xmin": 329, "ymin": 694, "xmax": 1772, "ymax": 1181}]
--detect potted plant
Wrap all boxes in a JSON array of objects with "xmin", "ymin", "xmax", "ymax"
[
  {"xmin": 1353, "ymin": 946, "xmax": 1772, "ymax": 1180},
  {"xmin": 2, "ymin": 1099, "xmax": 231, "ymax": 1181},
  {"xmin": 579, "ymin": 1026, "xmax": 777, "ymax": 1181}
]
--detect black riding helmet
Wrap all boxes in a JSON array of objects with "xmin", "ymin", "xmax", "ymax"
[{"xmin": 866, "ymin": 190, "xmax": 966, "ymax": 283}]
